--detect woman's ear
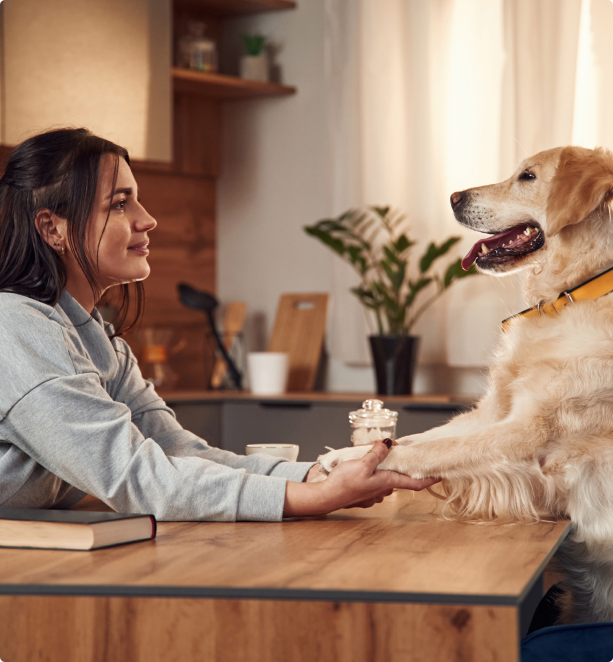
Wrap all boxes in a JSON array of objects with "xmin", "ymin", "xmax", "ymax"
[
  {"xmin": 546, "ymin": 147, "xmax": 613, "ymax": 236},
  {"xmin": 35, "ymin": 209, "xmax": 68, "ymax": 252}
]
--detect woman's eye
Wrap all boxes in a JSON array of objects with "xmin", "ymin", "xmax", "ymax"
[
  {"xmin": 518, "ymin": 171, "xmax": 536, "ymax": 181},
  {"xmin": 113, "ymin": 199, "xmax": 127, "ymax": 210}
]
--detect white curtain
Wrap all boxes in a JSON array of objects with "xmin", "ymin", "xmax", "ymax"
[{"xmin": 325, "ymin": 0, "xmax": 613, "ymax": 368}]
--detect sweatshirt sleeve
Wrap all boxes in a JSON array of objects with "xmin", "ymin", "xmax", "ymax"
[
  {"xmin": 0, "ymin": 294, "xmax": 306, "ymax": 521},
  {"xmin": 3, "ymin": 373, "xmax": 291, "ymax": 521},
  {"xmin": 0, "ymin": 301, "xmax": 308, "ymax": 521},
  {"xmin": 107, "ymin": 338, "xmax": 315, "ymax": 483}
]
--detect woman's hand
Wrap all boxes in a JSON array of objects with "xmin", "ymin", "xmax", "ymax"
[{"xmin": 284, "ymin": 439, "xmax": 439, "ymax": 518}]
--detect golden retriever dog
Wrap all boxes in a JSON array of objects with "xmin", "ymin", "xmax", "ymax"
[{"xmin": 318, "ymin": 145, "xmax": 613, "ymax": 625}]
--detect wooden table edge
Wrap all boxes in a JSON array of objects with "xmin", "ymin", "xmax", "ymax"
[
  {"xmin": 516, "ymin": 519, "xmax": 571, "ymax": 603},
  {"xmin": 0, "ymin": 584, "xmax": 535, "ymax": 604},
  {"xmin": 0, "ymin": 514, "xmax": 571, "ymax": 603}
]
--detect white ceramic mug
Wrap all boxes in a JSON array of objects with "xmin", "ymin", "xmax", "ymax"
[
  {"xmin": 245, "ymin": 444, "xmax": 299, "ymax": 462},
  {"xmin": 247, "ymin": 352, "xmax": 289, "ymax": 395}
]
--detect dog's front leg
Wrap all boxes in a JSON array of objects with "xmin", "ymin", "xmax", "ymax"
[
  {"xmin": 319, "ymin": 418, "xmax": 549, "ymax": 521},
  {"xmin": 397, "ymin": 406, "xmax": 482, "ymax": 446},
  {"xmin": 395, "ymin": 391, "xmax": 507, "ymax": 446},
  {"xmin": 390, "ymin": 418, "xmax": 546, "ymax": 475},
  {"xmin": 321, "ymin": 417, "xmax": 546, "ymax": 479}
]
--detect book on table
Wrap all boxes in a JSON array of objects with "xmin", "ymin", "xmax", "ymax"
[{"xmin": 0, "ymin": 508, "xmax": 157, "ymax": 550}]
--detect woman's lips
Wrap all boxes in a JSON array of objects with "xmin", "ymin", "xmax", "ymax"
[{"xmin": 128, "ymin": 241, "xmax": 149, "ymax": 256}]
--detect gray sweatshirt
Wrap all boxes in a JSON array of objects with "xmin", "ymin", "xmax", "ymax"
[{"xmin": 0, "ymin": 290, "xmax": 313, "ymax": 521}]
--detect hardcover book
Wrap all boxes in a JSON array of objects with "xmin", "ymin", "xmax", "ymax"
[{"xmin": 0, "ymin": 508, "xmax": 157, "ymax": 551}]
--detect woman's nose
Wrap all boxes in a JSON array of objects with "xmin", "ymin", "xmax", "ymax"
[{"xmin": 135, "ymin": 207, "xmax": 157, "ymax": 232}]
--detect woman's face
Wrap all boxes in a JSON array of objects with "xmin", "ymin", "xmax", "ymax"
[{"xmin": 87, "ymin": 154, "xmax": 157, "ymax": 290}]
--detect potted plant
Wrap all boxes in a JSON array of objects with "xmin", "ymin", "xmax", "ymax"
[
  {"xmin": 304, "ymin": 206, "xmax": 478, "ymax": 394},
  {"xmin": 240, "ymin": 34, "xmax": 268, "ymax": 83}
]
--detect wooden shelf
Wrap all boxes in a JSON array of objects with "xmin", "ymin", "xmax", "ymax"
[
  {"xmin": 172, "ymin": 68, "xmax": 296, "ymax": 101},
  {"xmin": 174, "ymin": 0, "xmax": 296, "ymax": 17}
]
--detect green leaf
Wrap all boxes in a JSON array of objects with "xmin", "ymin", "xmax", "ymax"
[
  {"xmin": 397, "ymin": 262, "xmax": 406, "ymax": 291},
  {"xmin": 380, "ymin": 259, "xmax": 404, "ymax": 293},
  {"xmin": 243, "ymin": 34, "xmax": 265, "ymax": 56},
  {"xmin": 443, "ymin": 258, "xmax": 478, "ymax": 288},
  {"xmin": 347, "ymin": 245, "xmax": 368, "ymax": 275},
  {"xmin": 393, "ymin": 234, "xmax": 413, "ymax": 253},
  {"xmin": 304, "ymin": 226, "xmax": 347, "ymax": 257},
  {"xmin": 322, "ymin": 218, "xmax": 372, "ymax": 251},
  {"xmin": 419, "ymin": 237, "xmax": 461, "ymax": 273},
  {"xmin": 350, "ymin": 286, "xmax": 382, "ymax": 310},
  {"xmin": 372, "ymin": 206, "xmax": 390, "ymax": 218},
  {"xmin": 405, "ymin": 277, "xmax": 432, "ymax": 308},
  {"xmin": 380, "ymin": 259, "xmax": 396, "ymax": 284},
  {"xmin": 383, "ymin": 245, "xmax": 400, "ymax": 265}
]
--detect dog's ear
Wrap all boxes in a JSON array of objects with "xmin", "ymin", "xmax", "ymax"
[{"xmin": 546, "ymin": 147, "xmax": 613, "ymax": 236}]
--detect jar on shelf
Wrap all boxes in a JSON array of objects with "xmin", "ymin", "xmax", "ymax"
[
  {"xmin": 177, "ymin": 20, "xmax": 218, "ymax": 73},
  {"xmin": 349, "ymin": 399, "xmax": 398, "ymax": 446}
]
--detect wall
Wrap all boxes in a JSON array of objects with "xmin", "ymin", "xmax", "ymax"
[
  {"xmin": 217, "ymin": 2, "xmax": 333, "ymax": 365},
  {"xmin": 217, "ymin": 0, "xmax": 487, "ymax": 395},
  {"xmin": 0, "ymin": 0, "xmax": 171, "ymax": 162}
]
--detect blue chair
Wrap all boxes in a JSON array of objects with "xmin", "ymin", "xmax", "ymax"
[{"xmin": 522, "ymin": 622, "xmax": 613, "ymax": 661}]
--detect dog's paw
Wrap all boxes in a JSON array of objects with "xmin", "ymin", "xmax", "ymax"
[{"xmin": 317, "ymin": 445, "xmax": 373, "ymax": 474}]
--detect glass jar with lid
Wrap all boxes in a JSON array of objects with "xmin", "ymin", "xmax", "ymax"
[
  {"xmin": 349, "ymin": 399, "xmax": 398, "ymax": 446},
  {"xmin": 177, "ymin": 21, "xmax": 218, "ymax": 73}
]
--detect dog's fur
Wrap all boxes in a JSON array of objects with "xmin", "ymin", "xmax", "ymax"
[{"xmin": 318, "ymin": 146, "xmax": 613, "ymax": 624}]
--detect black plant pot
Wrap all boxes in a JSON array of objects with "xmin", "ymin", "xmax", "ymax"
[{"xmin": 369, "ymin": 335, "xmax": 420, "ymax": 395}]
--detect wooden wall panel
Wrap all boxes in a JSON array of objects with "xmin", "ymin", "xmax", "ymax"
[
  {"xmin": 129, "ymin": 164, "xmax": 218, "ymax": 390},
  {"xmin": 131, "ymin": 166, "xmax": 216, "ymax": 325},
  {"xmin": 0, "ymin": 595, "xmax": 519, "ymax": 662},
  {"xmin": 173, "ymin": 93, "xmax": 221, "ymax": 176}
]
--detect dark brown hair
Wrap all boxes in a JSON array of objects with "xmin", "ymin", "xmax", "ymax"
[{"xmin": 0, "ymin": 127, "xmax": 144, "ymax": 336}]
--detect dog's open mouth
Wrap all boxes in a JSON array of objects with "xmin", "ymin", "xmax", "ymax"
[{"xmin": 461, "ymin": 224, "xmax": 544, "ymax": 271}]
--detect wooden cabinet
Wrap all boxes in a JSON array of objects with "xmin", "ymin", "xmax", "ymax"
[{"xmin": 167, "ymin": 394, "xmax": 473, "ymax": 462}]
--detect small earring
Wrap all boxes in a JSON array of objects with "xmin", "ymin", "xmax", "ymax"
[{"xmin": 53, "ymin": 243, "xmax": 65, "ymax": 256}]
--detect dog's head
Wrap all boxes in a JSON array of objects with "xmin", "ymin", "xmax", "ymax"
[{"xmin": 452, "ymin": 146, "xmax": 613, "ymax": 298}]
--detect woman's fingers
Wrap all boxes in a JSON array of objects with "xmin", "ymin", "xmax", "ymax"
[
  {"xmin": 384, "ymin": 473, "xmax": 441, "ymax": 491},
  {"xmin": 360, "ymin": 439, "xmax": 393, "ymax": 473}
]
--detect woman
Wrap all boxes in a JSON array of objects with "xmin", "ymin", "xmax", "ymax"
[{"xmin": 0, "ymin": 128, "xmax": 436, "ymax": 520}]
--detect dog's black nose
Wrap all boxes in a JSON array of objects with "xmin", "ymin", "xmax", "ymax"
[{"xmin": 450, "ymin": 191, "xmax": 464, "ymax": 209}]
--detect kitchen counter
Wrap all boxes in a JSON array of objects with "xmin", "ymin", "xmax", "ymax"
[{"xmin": 160, "ymin": 391, "xmax": 477, "ymax": 461}]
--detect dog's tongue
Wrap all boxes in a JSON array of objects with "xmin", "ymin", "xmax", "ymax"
[{"xmin": 461, "ymin": 227, "xmax": 523, "ymax": 271}]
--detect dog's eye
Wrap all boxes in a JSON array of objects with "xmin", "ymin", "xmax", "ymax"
[{"xmin": 519, "ymin": 171, "xmax": 536, "ymax": 181}]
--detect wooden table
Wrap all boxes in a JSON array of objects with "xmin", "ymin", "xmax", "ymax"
[{"xmin": 0, "ymin": 492, "xmax": 569, "ymax": 662}]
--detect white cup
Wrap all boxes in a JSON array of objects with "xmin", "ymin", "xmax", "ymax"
[
  {"xmin": 246, "ymin": 444, "xmax": 299, "ymax": 462},
  {"xmin": 247, "ymin": 352, "xmax": 289, "ymax": 395}
]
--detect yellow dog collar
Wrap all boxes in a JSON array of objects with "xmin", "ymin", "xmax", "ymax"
[{"xmin": 502, "ymin": 265, "xmax": 613, "ymax": 331}]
